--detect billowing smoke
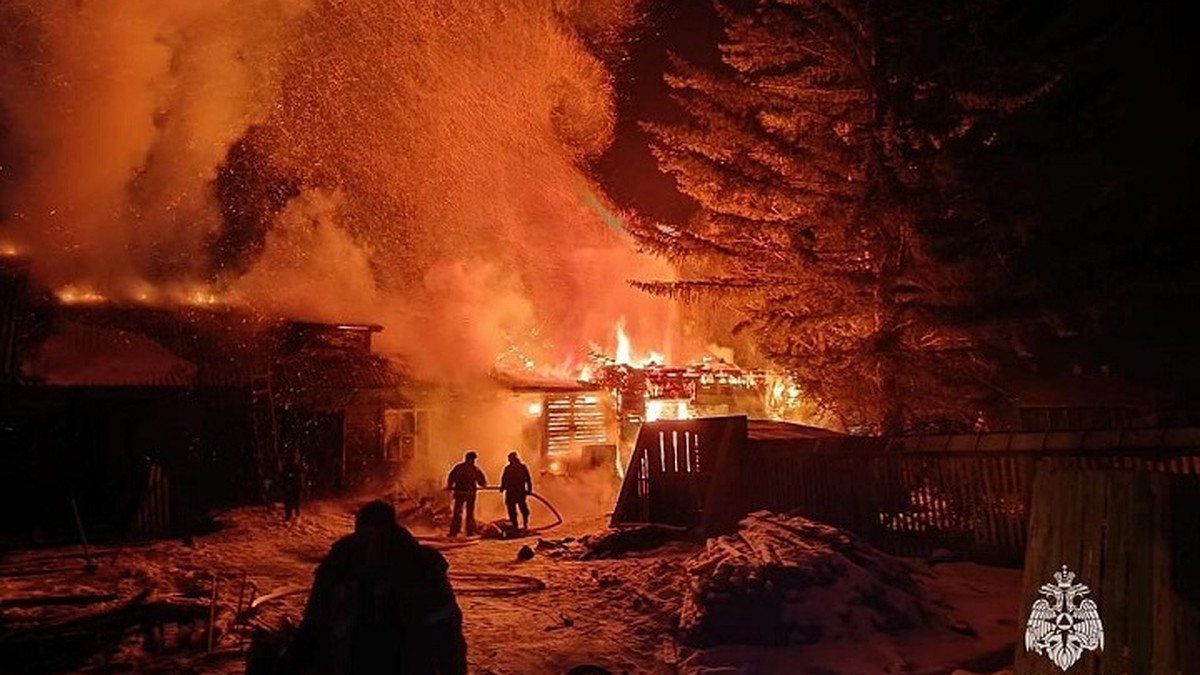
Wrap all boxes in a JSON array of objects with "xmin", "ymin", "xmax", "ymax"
[
  {"xmin": 237, "ymin": 0, "xmax": 677, "ymax": 379},
  {"xmin": 1, "ymin": 1, "xmax": 678, "ymax": 496},
  {"xmin": 0, "ymin": 0, "xmax": 676, "ymax": 380},
  {"xmin": 0, "ymin": 0, "xmax": 310, "ymax": 285}
]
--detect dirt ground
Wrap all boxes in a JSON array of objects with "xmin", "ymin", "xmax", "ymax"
[{"xmin": 0, "ymin": 494, "xmax": 1022, "ymax": 675}]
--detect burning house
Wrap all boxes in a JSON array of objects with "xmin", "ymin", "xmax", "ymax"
[
  {"xmin": 0, "ymin": 259, "xmax": 423, "ymax": 542},
  {"xmin": 490, "ymin": 330, "xmax": 820, "ymax": 479},
  {"xmin": 491, "ymin": 371, "xmax": 618, "ymax": 476}
]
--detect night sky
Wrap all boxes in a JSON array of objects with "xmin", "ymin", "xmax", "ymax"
[{"xmin": 592, "ymin": 0, "xmax": 722, "ymax": 224}]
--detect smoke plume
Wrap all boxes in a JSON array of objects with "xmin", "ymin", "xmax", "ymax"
[
  {"xmin": 0, "ymin": 0, "xmax": 310, "ymax": 285},
  {"xmin": 1, "ymin": 1, "xmax": 681, "ymax": 499},
  {"xmin": 0, "ymin": 0, "xmax": 676, "ymax": 381}
]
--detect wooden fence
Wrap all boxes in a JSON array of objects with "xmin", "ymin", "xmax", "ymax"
[{"xmin": 611, "ymin": 419, "xmax": 1200, "ymax": 566}]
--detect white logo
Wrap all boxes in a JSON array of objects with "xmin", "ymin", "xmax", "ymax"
[{"xmin": 1024, "ymin": 565, "xmax": 1104, "ymax": 671}]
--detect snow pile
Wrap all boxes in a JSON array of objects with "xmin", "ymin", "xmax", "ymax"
[
  {"xmin": 679, "ymin": 511, "xmax": 947, "ymax": 648},
  {"xmin": 536, "ymin": 524, "xmax": 697, "ymax": 559}
]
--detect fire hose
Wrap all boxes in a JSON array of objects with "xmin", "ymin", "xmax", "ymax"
[
  {"xmin": 476, "ymin": 485, "xmax": 565, "ymax": 533},
  {"xmin": 412, "ymin": 486, "xmax": 564, "ymax": 545},
  {"xmin": 248, "ymin": 571, "xmax": 545, "ymax": 613},
  {"xmin": 246, "ymin": 488, "xmax": 562, "ymax": 612}
]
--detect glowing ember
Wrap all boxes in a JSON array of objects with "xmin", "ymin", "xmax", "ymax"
[{"xmin": 1, "ymin": 243, "xmax": 20, "ymax": 257}]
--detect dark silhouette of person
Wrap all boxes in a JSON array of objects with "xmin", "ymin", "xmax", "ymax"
[
  {"xmin": 282, "ymin": 457, "xmax": 303, "ymax": 521},
  {"xmin": 281, "ymin": 500, "xmax": 467, "ymax": 675},
  {"xmin": 499, "ymin": 451, "xmax": 533, "ymax": 531},
  {"xmin": 446, "ymin": 451, "xmax": 487, "ymax": 537}
]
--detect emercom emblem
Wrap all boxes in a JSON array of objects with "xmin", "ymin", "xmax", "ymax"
[{"xmin": 1024, "ymin": 565, "xmax": 1105, "ymax": 670}]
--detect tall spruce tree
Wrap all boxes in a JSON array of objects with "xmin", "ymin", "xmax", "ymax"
[{"xmin": 629, "ymin": 0, "xmax": 1060, "ymax": 432}]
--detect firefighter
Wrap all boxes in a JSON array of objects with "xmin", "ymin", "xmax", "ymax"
[
  {"xmin": 280, "ymin": 500, "xmax": 467, "ymax": 675},
  {"xmin": 499, "ymin": 451, "xmax": 533, "ymax": 532},
  {"xmin": 281, "ymin": 456, "xmax": 303, "ymax": 521},
  {"xmin": 446, "ymin": 451, "xmax": 487, "ymax": 537}
]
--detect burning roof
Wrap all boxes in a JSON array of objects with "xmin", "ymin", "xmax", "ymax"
[{"xmin": 9, "ymin": 296, "xmax": 408, "ymax": 396}]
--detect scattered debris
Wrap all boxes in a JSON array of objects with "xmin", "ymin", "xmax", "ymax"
[
  {"xmin": 678, "ymin": 511, "xmax": 949, "ymax": 647},
  {"xmin": 480, "ymin": 519, "xmax": 531, "ymax": 540},
  {"xmin": 535, "ymin": 536, "xmax": 579, "ymax": 557},
  {"xmin": 517, "ymin": 545, "xmax": 535, "ymax": 561},
  {"xmin": 388, "ymin": 492, "xmax": 450, "ymax": 530},
  {"xmin": 543, "ymin": 524, "xmax": 696, "ymax": 560}
]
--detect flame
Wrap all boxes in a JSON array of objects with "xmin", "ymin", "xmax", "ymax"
[
  {"xmin": 1, "ymin": 242, "xmax": 21, "ymax": 257},
  {"xmin": 615, "ymin": 318, "xmax": 632, "ymax": 365},
  {"xmin": 55, "ymin": 279, "xmax": 234, "ymax": 309},
  {"xmin": 609, "ymin": 317, "xmax": 666, "ymax": 368},
  {"xmin": 764, "ymin": 373, "xmax": 804, "ymax": 421},
  {"xmin": 645, "ymin": 398, "xmax": 691, "ymax": 423},
  {"xmin": 187, "ymin": 289, "xmax": 220, "ymax": 306},
  {"xmin": 57, "ymin": 285, "xmax": 106, "ymax": 305}
]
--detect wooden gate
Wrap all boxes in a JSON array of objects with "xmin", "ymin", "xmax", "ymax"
[{"xmin": 610, "ymin": 418, "xmax": 731, "ymax": 527}]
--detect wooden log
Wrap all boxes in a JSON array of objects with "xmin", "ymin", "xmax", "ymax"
[{"xmin": 1014, "ymin": 468, "xmax": 1200, "ymax": 674}]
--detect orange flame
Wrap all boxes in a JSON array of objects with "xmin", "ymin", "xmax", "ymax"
[
  {"xmin": 645, "ymin": 398, "xmax": 691, "ymax": 423},
  {"xmin": 615, "ymin": 318, "xmax": 632, "ymax": 364},
  {"xmin": 56, "ymin": 285, "xmax": 106, "ymax": 305},
  {"xmin": 610, "ymin": 317, "xmax": 665, "ymax": 368}
]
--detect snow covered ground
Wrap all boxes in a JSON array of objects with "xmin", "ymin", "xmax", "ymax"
[{"xmin": 0, "ymin": 494, "xmax": 1021, "ymax": 675}]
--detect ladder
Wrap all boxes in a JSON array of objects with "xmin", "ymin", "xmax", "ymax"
[{"xmin": 249, "ymin": 366, "xmax": 281, "ymax": 502}]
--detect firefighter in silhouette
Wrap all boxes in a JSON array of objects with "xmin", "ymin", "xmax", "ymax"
[
  {"xmin": 446, "ymin": 451, "xmax": 487, "ymax": 537},
  {"xmin": 499, "ymin": 451, "xmax": 533, "ymax": 532},
  {"xmin": 281, "ymin": 456, "xmax": 303, "ymax": 521},
  {"xmin": 280, "ymin": 500, "xmax": 467, "ymax": 675}
]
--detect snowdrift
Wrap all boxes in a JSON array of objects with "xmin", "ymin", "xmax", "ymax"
[{"xmin": 679, "ymin": 511, "xmax": 949, "ymax": 648}]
